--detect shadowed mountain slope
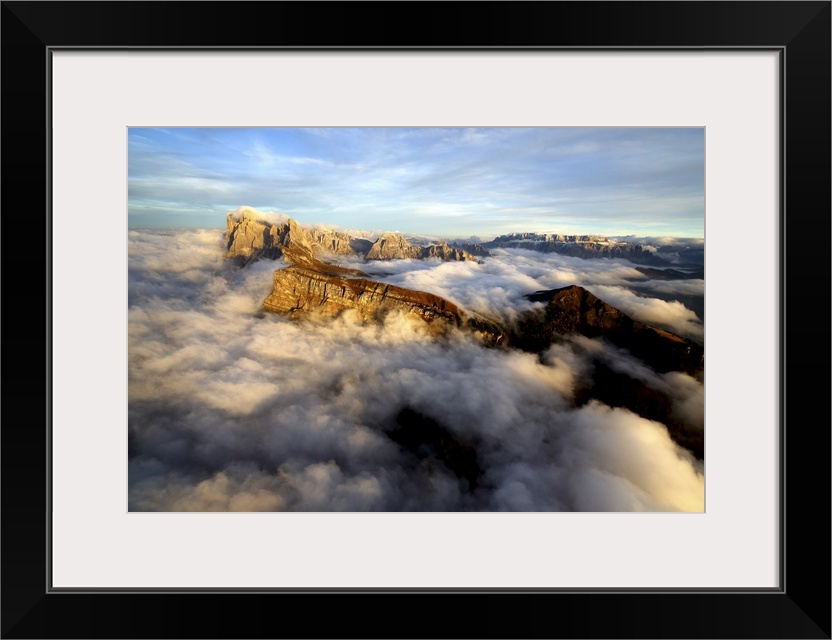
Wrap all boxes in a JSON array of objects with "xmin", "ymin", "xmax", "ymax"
[{"xmin": 512, "ymin": 285, "xmax": 703, "ymax": 374}]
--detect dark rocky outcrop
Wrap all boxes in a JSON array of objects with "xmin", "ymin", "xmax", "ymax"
[
  {"xmin": 386, "ymin": 408, "xmax": 481, "ymax": 490},
  {"xmin": 508, "ymin": 286, "xmax": 704, "ymax": 456},
  {"xmin": 574, "ymin": 361, "xmax": 704, "ymax": 459},
  {"xmin": 512, "ymin": 285, "xmax": 703, "ymax": 374},
  {"xmin": 632, "ymin": 266, "xmax": 704, "ymax": 281},
  {"xmin": 450, "ymin": 241, "xmax": 492, "ymax": 257},
  {"xmin": 655, "ymin": 243, "xmax": 705, "ymax": 267}
]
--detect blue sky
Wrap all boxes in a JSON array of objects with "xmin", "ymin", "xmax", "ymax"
[{"xmin": 128, "ymin": 127, "xmax": 704, "ymax": 238}]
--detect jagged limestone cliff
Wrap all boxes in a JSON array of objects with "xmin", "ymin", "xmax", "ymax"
[
  {"xmin": 225, "ymin": 208, "xmax": 476, "ymax": 264},
  {"xmin": 225, "ymin": 207, "xmax": 366, "ymax": 264},
  {"xmin": 264, "ymin": 267, "xmax": 463, "ymax": 324},
  {"xmin": 365, "ymin": 232, "xmax": 478, "ymax": 262}
]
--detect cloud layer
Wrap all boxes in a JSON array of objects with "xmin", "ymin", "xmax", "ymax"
[
  {"xmin": 128, "ymin": 230, "xmax": 704, "ymax": 512},
  {"xmin": 350, "ymin": 247, "xmax": 704, "ymax": 340}
]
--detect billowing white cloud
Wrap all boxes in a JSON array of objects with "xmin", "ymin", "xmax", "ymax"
[{"xmin": 128, "ymin": 230, "xmax": 704, "ymax": 512}]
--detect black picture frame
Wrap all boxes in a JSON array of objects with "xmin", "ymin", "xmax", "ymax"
[{"xmin": 2, "ymin": 2, "xmax": 829, "ymax": 638}]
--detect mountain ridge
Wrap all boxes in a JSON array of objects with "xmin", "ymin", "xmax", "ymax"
[
  {"xmin": 224, "ymin": 207, "xmax": 703, "ymax": 268},
  {"xmin": 224, "ymin": 209, "xmax": 702, "ymax": 369},
  {"xmin": 515, "ymin": 285, "xmax": 703, "ymax": 374},
  {"xmin": 225, "ymin": 208, "xmax": 479, "ymax": 265}
]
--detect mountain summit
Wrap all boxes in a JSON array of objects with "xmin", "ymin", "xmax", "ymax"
[
  {"xmin": 225, "ymin": 208, "xmax": 478, "ymax": 264},
  {"xmin": 225, "ymin": 207, "xmax": 371, "ymax": 264},
  {"xmin": 365, "ymin": 232, "xmax": 478, "ymax": 262},
  {"xmin": 514, "ymin": 285, "xmax": 703, "ymax": 373}
]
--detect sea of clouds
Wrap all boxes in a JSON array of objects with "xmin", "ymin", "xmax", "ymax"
[{"xmin": 128, "ymin": 229, "xmax": 705, "ymax": 512}]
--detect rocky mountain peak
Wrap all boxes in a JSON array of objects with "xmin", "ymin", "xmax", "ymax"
[
  {"xmin": 514, "ymin": 285, "xmax": 703, "ymax": 373},
  {"xmin": 364, "ymin": 232, "xmax": 479, "ymax": 262},
  {"xmin": 365, "ymin": 233, "xmax": 413, "ymax": 260},
  {"xmin": 225, "ymin": 209, "xmax": 477, "ymax": 264}
]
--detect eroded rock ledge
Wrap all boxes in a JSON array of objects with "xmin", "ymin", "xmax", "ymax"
[
  {"xmin": 263, "ymin": 261, "xmax": 506, "ymax": 346},
  {"xmin": 265, "ymin": 267, "xmax": 462, "ymax": 324}
]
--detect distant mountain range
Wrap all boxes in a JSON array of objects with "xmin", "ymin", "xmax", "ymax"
[
  {"xmin": 469, "ymin": 232, "xmax": 663, "ymax": 265},
  {"xmin": 225, "ymin": 207, "xmax": 704, "ymax": 268},
  {"xmin": 460, "ymin": 232, "xmax": 703, "ymax": 267}
]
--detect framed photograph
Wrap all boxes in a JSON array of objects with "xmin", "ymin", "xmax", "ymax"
[
  {"xmin": 126, "ymin": 124, "xmax": 708, "ymax": 517},
  {"xmin": 3, "ymin": 2, "xmax": 829, "ymax": 638}
]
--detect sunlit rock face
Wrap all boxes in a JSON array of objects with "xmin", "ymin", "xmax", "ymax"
[
  {"xmin": 224, "ymin": 209, "xmax": 503, "ymax": 344},
  {"xmin": 364, "ymin": 232, "xmax": 413, "ymax": 260},
  {"xmin": 265, "ymin": 267, "xmax": 465, "ymax": 325},
  {"xmin": 365, "ymin": 232, "xmax": 479, "ymax": 262},
  {"xmin": 263, "ymin": 262, "xmax": 506, "ymax": 347},
  {"xmin": 225, "ymin": 209, "xmax": 475, "ymax": 264},
  {"xmin": 224, "ymin": 208, "xmax": 297, "ymax": 261},
  {"xmin": 225, "ymin": 208, "xmax": 364, "ymax": 264}
]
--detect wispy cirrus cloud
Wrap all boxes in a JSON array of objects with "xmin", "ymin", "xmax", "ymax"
[{"xmin": 128, "ymin": 128, "xmax": 704, "ymax": 237}]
